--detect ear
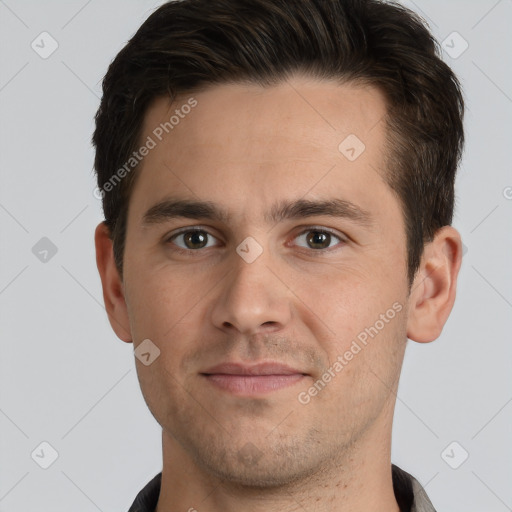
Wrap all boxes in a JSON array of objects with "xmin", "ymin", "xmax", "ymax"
[
  {"xmin": 94, "ymin": 222, "xmax": 132, "ymax": 343},
  {"xmin": 406, "ymin": 226, "xmax": 463, "ymax": 343}
]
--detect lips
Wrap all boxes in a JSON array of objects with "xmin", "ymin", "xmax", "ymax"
[
  {"xmin": 201, "ymin": 362, "xmax": 307, "ymax": 376},
  {"xmin": 200, "ymin": 362, "xmax": 308, "ymax": 395}
]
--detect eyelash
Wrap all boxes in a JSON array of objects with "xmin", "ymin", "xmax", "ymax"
[{"xmin": 165, "ymin": 226, "xmax": 347, "ymax": 255}]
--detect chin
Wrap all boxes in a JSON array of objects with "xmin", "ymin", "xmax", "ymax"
[{"xmin": 195, "ymin": 446, "xmax": 322, "ymax": 490}]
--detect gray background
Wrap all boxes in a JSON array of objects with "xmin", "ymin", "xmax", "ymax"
[{"xmin": 0, "ymin": 0, "xmax": 511, "ymax": 510}]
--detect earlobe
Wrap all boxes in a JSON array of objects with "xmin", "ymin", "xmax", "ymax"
[
  {"xmin": 94, "ymin": 222, "xmax": 133, "ymax": 343},
  {"xmin": 406, "ymin": 226, "xmax": 463, "ymax": 343}
]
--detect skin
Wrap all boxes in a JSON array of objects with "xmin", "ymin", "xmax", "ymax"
[{"xmin": 95, "ymin": 75, "xmax": 462, "ymax": 512}]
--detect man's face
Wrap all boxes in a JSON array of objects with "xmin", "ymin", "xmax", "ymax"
[{"xmin": 121, "ymin": 76, "xmax": 412, "ymax": 485}]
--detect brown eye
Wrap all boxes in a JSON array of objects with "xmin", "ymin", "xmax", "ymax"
[
  {"xmin": 306, "ymin": 231, "xmax": 331, "ymax": 249},
  {"xmin": 294, "ymin": 229, "xmax": 344, "ymax": 250},
  {"xmin": 183, "ymin": 231, "xmax": 208, "ymax": 249},
  {"xmin": 170, "ymin": 229, "xmax": 217, "ymax": 250}
]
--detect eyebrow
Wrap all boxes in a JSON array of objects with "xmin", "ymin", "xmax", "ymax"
[{"xmin": 142, "ymin": 197, "xmax": 373, "ymax": 227}]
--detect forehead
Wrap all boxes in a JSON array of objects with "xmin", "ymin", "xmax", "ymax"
[
  {"xmin": 142, "ymin": 76, "xmax": 387, "ymax": 158},
  {"xmin": 128, "ymin": 77, "xmax": 394, "ymax": 225}
]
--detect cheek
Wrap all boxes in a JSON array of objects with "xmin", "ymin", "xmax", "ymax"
[
  {"xmin": 125, "ymin": 269, "xmax": 203, "ymax": 342},
  {"xmin": 292, "ymin": 261, "xmax": 407, "ymax": 359}
]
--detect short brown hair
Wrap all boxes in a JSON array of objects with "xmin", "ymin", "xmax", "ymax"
[{"xmin": 92, "ymin": 0, "xmax": 464, "ymax": 285}]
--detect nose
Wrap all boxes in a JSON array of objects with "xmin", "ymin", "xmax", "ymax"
[{"xmin": 210, "ymin": 246, "xmax": 292, "ymax": 336}]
